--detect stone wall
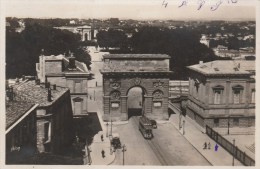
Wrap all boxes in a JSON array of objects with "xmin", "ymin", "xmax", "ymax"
[{"xmin": 103, "ymin": 76, "xmax": 169, "ymax": 121}]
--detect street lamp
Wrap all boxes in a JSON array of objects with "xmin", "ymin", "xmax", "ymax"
[
  {"xmin": 179, "ymin": 113, "xmax": 182, "ymax": 130},
  {"xmin": 122, "ymin": 144, "xmax": 127, "ymax": 165},
  {"xmin": 106, "ymin": 122, "xmax": 109, "ymax": 137},
  {"xmin": 232, "ymin": 139, "xmax": 236, "ymax": 166},
  {"xmin": 183, "ymin": 119, "xmax": 185, "ymax": 135},
  {"xmin": 110, "ymin": 119, "xmax": 113, "ymax": 136},
  {"xmin": 228, "ymin": 117, "xmax": 230, "ymax": 135}
]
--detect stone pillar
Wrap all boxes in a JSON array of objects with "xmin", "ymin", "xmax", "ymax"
[
  {"xmin": 144, "ymin": 95, "xmax": 153, "ymax": 115},
  {"xmin": 205, "ymin": 80, "xmax": 210, "ymax": 106},
  {"xmin": 121, "ymin": 96, "xmax": 128, "ymax": 121},
  {"xmin": 225, "ymin": 80, "xmax": 231, "ymax": 116},
  {"xmin": 162, "ymin": 97, "xmax": 169, "ymax": 120},
  {"xmin": 103, "ymin": 96, "xmax": 110, "ymax": 121},
  {"xmin": 245, "ymin": 80, "xmax": 250, "ymax": 108}
]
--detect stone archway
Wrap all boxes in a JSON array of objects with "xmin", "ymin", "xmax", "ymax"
[{"xmin": 101, "ymin": 54, "xmax": 171, "ymax": 122}]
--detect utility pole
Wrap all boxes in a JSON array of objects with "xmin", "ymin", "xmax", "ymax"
[
  {"xmin": 232, "ymin": 139, "xmax": 235, "ymax": 166},
  {"xmin": 183, "ymin": 119, "xmax": 185, "ymax": 135},
  {"xmin": 228, "ymin": 117, "xmax": 230, "ymax": 135},
  {"xmin": 106, "ymin": 122, "xmax": 109, "ymax": 137},
  {"xmin": 110, "ymin": 119, "xmax": 113, "ymax": 136},
  {"xmin": 122, "ymin": 144, "xmax": 127, "ymax": 165}
]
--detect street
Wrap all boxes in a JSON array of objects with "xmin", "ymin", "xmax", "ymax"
[
  {"xmin": 87, "ymin": 46, "xmax": 211, "ymax": 165},
  {"xmin": 110, "ymin": 117, "xmax": 211, "ymax": 165}
]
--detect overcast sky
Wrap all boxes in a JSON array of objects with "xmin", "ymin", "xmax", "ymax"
[{"xmin": 2, "ymin": 0, "xmax": 256, "ymax": 20}]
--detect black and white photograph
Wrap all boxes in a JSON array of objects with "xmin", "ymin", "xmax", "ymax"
[{"xmin": 1, "ymin": 0, "xmax": 259, "ymax": 167}]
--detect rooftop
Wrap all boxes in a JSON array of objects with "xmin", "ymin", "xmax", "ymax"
[
  {"xmin": 187, "ymin": 60, "xmax": 255, "ymax": 76},
  {"xmin": 43, "ymin": 54, "xmax": 90, "ymax": 74},
  {"xmin": 13, "ymin": 80, "xmax": 69, "ymax": 107},
  {"xmin": 6, "ymin": 100, "xmax": 36, "ymax": 130},
  {"xmin": 103, "ymin": 54, "xmax": 170, "ymax": 59}
]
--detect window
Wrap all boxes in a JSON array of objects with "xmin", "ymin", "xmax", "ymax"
[
  {"xmin": 75, "ymin": 82, "xmax": 81, "ymax": 93},
  {"xmin": 212, "ymin": 85, "xmax": 224, "ymax": 104},
  {"xmin": 232, "ymin": 85, "xmax": 244, "ymax": 104},
  {"xmin": 44, "ymin": 122, "xmax": 51, "ymax": 143},
  {"xmin": 251, "ymin": 89, "xmax": 255, "ymax": 103},
  {"xmin": 73, "ymin": 97, "xmax": 83, "ymax": 115},
  {"xmin": 233, "ymin": 118, "xmax": 239, "ymax": 126},
  {"xmin": 214, "ymin": 118, "xmax": 219, "ymax": 127}
]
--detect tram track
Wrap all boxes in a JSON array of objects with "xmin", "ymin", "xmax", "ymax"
[{"xmin": 132, "ymin": 117, "xmax": 171, "ymax": 165}]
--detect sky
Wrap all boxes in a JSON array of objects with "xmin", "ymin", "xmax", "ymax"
[{"xmin": 2, "ymin": 0, "xmax": 256, "ymax": 20}]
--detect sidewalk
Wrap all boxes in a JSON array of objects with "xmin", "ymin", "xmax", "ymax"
[
  {"xmin": 86, "ymin": 131, "xmax": 115, "ymax": 165},
  {"xmin": 86, "ymin": 97, "xmax": 115, "ymax": 165},
  {"xmin": 169, "ymin": 113, "xmax": 243, "ymax": 166}
]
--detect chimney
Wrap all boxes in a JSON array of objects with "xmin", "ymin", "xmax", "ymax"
[
  {"xmin": 199, "ymin": 61, "xmax": 203, "ymax": 65},
  {"xmin": 68, "ymin": 56, "xmax": 76, "ymax": 69},
  {"xmin": 47, "ymin": 88, "xmax": 52, "ymax": 102},
  {"xmin": 53, "ymin": 84, "xmax": 56, "ymax": 90},
  {"xmin": 22, "ymin": 75, "xmax": 25, "ymax": 81}
]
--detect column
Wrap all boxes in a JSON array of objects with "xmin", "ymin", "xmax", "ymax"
[
  {"xmin": 205, "ymin": 80, "xmax": 210, "ymax": 106},
  {"xmin": 103, "ymin": 96, "xmax": 110, "ymax": 121},
  {"xmin": 144, "ymin": 95, "xmax": 153, "ymax": 115},
  {"xmin": 121, "ymin": 96, "xmax": 128, "ymax": 121}
]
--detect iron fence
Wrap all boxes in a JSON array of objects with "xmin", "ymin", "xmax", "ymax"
[{"xmin": 206, "ymin": 125, "xmax": 255, "ymax": 166}]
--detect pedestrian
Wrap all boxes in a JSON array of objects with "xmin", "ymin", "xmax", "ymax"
[
  {"xmin": 101, "ymin": 134, "xmax": 104, "ymax": 142},
  {"xmin": 208, "ymin": 142, "xmax": 211, "ymax": 150},
  {"xmin": 215, "ymin": 143, "xmax": 219, "ymax": 152},
  {"xmin": 101, "ymin": 149, "xmax": 105, "ymax": 158},
  {"xmin": 203, "ymin": 142, "xmax": 207, "ymax": 149}
]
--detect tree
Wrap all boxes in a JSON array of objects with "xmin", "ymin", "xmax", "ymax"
[
  {"xmin": 6, "ymin": 21, "xmax": 91, "ymax": 78},
  {"xmin": 96, "ymin": 29, "xmax": 127, "ymax": 50},
  {"xmin": 131, "ymin": 26, "xmax": 220, "ymax": 79}
]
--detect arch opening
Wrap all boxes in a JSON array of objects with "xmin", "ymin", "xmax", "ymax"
[{"xmin": 127, "ymin": 86, "xmax": 145, "ymax": 119}]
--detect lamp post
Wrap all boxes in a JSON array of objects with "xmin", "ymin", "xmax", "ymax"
[
  {"xmin": 179, "ymin": 113, "xmax": 182, "ymax": 130},
  {"xmin": 122, "ymin": 144, "xmax": 127, "ymax": 165},
  {"xmin": 232, "ymin": 139, "xmax": 235, "ymax": 166},
  {"xmin": 106, "ymin": 122, "xmax": 109, "ymax": 137},
  {"xmin": 183, "ymin": 119, "xmax": 185, "ymax": 135},
  {"xmin": 110, "ymin": 119, "xmax": 113, "ymax": 136},
  {"xmin": 228, "ymin": 117, "xmax": 230, "ymax": 135}
]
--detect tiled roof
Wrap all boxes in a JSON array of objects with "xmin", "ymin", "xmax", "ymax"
[
  {"xmin": 13, "ymin": 80, "xmax": 69, "ymax": 107},
  {"xmin": 103, "ymin": 54, "xmax": 170, "ymax": 59},
  {"xmin": 187, "ymin": 60, "xmax": 255, "ymax": 76},
  {"xmin": 6, "ymin": 100, "xmax": 36, "ymax": 129}
]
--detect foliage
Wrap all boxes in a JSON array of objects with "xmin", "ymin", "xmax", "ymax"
[
  {"xmin": 130, "ymin": 27, "xmax": 226, "ymax": 79},
  {"xmin": 96, "ymin": 29, "xmax": 128, "ymax": 49},
  {"xmin": 6, "ymin": 22, "xmax": 91, "ymax": 78}
]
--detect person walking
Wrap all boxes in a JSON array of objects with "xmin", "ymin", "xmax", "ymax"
[
  {"xmin": 208, "ymin": 142, "xmax": 211, "ymax": 149},
  {"xmin": 101, "ymin": 149, "xmax": 105, "ymax": 158},
  {"xmin": 203, "ymin": 142, "xmax": 207, "ymax": 149},
  {"xmin": 215, "ymin": 143, "xmax": 219, "ymax": 152},
  {"xmin": 101, "ymin": 134, "xmax": 104, "ymax": 142}
]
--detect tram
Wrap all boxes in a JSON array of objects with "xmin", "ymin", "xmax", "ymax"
[{"xmin": 139, "ymin": 116, "xmax": 153, "ymax": 139}]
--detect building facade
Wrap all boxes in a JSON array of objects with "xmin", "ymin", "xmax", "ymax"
[
  {"xmin": 186, "ymin": 60, "xmax": 255, "ymax": 128},
  {"xmin": 36, "ymin": 54, "xmax": 92, "ymax": 116},
  {"xmin": 13, "ymin": 80, "xmax": 75, "ymax": 154},
  {"xmin": 101, "ymin": 54, "xmax": 171, "ymax": 121},
  {"xmin": 6, "ymin": 87, "xmax": 38, "ymax": 164}
]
